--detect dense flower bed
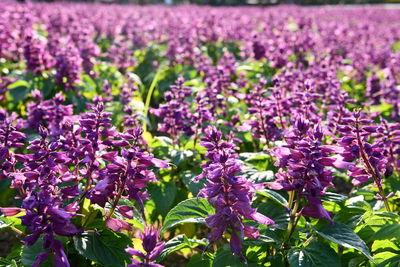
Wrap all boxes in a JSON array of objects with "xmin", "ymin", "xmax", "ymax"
[{"xmin": 0, "ymin": 2, "xmax": 399, "ymax": 267}]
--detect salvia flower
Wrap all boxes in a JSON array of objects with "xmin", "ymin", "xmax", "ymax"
[
  {"xmin": 197, "ymin": 126, "xmax": 274, "ymax": 259},
  {"xmin": 55, "ymin": 42, "xmax": 83, "ymax": 92},
  {"xmin": 125, "ymin": 226, "xmax": 165, "ymax": 267},
  {"xmin": 88, "ymin": 127, "xmax": 167, "ymax": 231},
  {"xmin": 4, "ymin": 126, "xmax": 81, "ymax": 267},
  {"xmin": 270, "ymin": 117, "xmax": 341, "ymax": 222},
  {"xmin": 0, "ymin": 109, "xmax": 25, "ymax": 181},
  {"xmin": 23, "ymin": 34, "xmax": 52, "ymax": 75},
  {"xmin": 26, "ymin": 90, "xmax": 73, "ymax": 135},
  {"xmin": 151, "ymin": 77, "xmax": 193, "ymax": 144},
  {"xmin": 374, "ymin": 119, "xmax": 400, "ymax": 173},
  {"xmin": 337, "ymin": 110, "xmax": 392, "ymax": 210},
  {"xmin": 241, "ymin": 78, "xmax": 282, "ymax": 147}
]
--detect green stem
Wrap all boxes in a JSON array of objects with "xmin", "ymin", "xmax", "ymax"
[
  {"xmin": 287, "ymin": 190, "xmax": 295, "ymax": 210},
  {"xmin": 355, "ymin": 118, "xmax": 391, "ymax": 212},
  {"xmin": 284, "ymin": 192, "xmax": 301, "ymax": 246},
  {"xmin": 303, "ymin": 235, "xmax": 315, "ymax": 247},
  {"xmin": 143, "ymin": 67, "xmax": 164, "ymax": 132},
  {"xmin": 10, "ymin": 226, "xmax": 24, "ymax": 237}
]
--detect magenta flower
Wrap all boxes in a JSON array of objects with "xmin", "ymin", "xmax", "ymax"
[
  {"xmin": 126, "ymin": 226, "xmax": 165, "ymax": 267},
  {"xmin": 197, "ymin": 126, "xmax": 273, "ymax": 259}
]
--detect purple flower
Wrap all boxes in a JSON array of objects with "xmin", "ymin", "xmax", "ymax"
[
  {"xmin": 26, "ymin": 90, "xmax": 73, "ymax": 135},
  {"xmin": 197, "ymin": 126, "xmax": 273, "ymax": 259},
  {"xmin": 88, "ymin": 126, "xmax": 167, "ymax": 230},
  {"xmin": 151, "ymin": 77, "xmax": 193, "ymax": 144},
  {"xmin": 55, "ymin": 42, "xmax": 82, "ymax": 92},
  {"xmin": 23, "ymin": 34, "xmax": 53, "ymax": 75},
  {"xmin": 270, "ymin": 117, "xmax": 338, "ymax": 223},
  {"xmin": 126, "ymin": 226, "xmax": 165, "ymax": 267},
  {"xmin": 241, "ymin": 78, "xmax": 282, "ymax": 146},
  {"xmin": 0, "ymin": 109, "xmax": 25, "ymax": 181}
]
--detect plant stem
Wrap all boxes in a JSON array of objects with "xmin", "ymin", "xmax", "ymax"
[
  {"xmin": 303, "ymin": 235, "xmax": 315, "ymax": 247},
  {"xmin": 143, "ymin": 67, "xmax": 164, "ymax": 132},
  {"xmin": 355, "ymin": 119, "xmax": 391, "ymax": 212},
  {"xmin": 106, "ymin": 176, "xmax": 127, "ymax": 220},
  {"xmin": 284, "ymin": 192, "xmax": 301, "ymax": 246},
  {"xmin": 10, "ymin": 226, "xmax": 24, "ymax": 237},
  {"xmin": 287, "ymin": 190, "xmax": 295, "ymax": 210}
]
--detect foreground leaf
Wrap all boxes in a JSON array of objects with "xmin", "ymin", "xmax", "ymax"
[
  {"xmin": 161, "ymin": 198, "xmax": 214, "ymax": 234},
  {"xmin": 288, "ymin": 241, "xmax": 340, "ymax": 267},
  {"xmin": 315, "ymin": 222, "xmax": 373, "ymax": 262},
  {"xmin": 73, "ymin": 229, "xmax": 132, "ymax": 267},
  {"xmin": 158, "ymin": 234, "xmax": 208, "ymax": 261}
]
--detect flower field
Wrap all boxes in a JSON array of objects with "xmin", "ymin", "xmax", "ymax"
[{"xmin": 0, "ymin": 2, "xmax": 399, "ymax": 267}]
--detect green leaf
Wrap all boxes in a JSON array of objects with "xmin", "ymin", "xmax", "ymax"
[
  {"xmin": 333, "ymin": 206, "xmax": 366, "ymax": 228},
  {"xmin": 243, "ymin": 229, "xmax": 280, "ymax": 246},
  {"xmin": 315, "ymin": 222, "xmax": 374, "ymax": 262},
  {"xmin": 73, "ymin": 229, "xmax": 132, "ymax": 267},
  {"xmin": 158, "ymin": 234, "xmax": 208, "ymax": 261},
  {"xmin": 0, "ymin": 218, "xmax": 12, "ymax": 229},
  {"xmin": 239, "ymin": 152, "xmax": 270, "ymax": 170},
  {"xmin": 188, "ymin": 253, "xmax": 212, "ymax": 267},
  {"xmin": 320, "ymin": 192, "xmax": 347, "ymax": 203},
  {"xmin": 161, "ymin": 198, "xmax": 215, "ymax": 234},
  {"xmin": 212, "ymin": 250, "xmax": 247, "ymax": 267},
  {"xmin": 241, "ymin": 166, "xmax": 274, "ymax": 184},
  {"xmin": 368, "ymin": 224, "xmax": 400, "ymax": 242},
  {"xmin": 169, "ymin": 149, "xmax": 194, "ymax": 166},
  {"xmin": 181, "ymin": 171, "xmax": 206, "ymax": 196},
  {"xmin": 257, "ymin": 201, "xmax": 289, "ymax": 229},
  {"xmin": 0, "ymin": 259, "xmax": 18, "ymax": 267},
  {"xmin": 376, "ymin": 253, "xmax": 400, "ymax": 267},
  {"xmin": 288, "ymin": 241, "xmax": 340, "ymax": 267},
  {"xmin": 8, "ymin": 80, "xmax": 31, "ymax": 103},
  {"xmin": 21, "ymin": 238, "xmax": 51, "ymax": 267},
  {"xmin": 256, "ymin": 189, "xmax": 288, "ymax": 206},
  {"xmin": 392, "ymin": 41, "xmax": 400, "ymax": 52},
  {"xmin": 148, "ymin": 181, "xmax": 177, "ymax": 217}
]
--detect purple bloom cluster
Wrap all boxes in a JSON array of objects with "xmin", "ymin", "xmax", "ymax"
[
  {"xmin": 151, "ymin": 77, "xmax": 193, "ymax": 144},
  {"xmin": 270, "ymin": 117, "xmax": 342, "ymax": 222},
  {"xmin": 0, "ymin": 109, "xmax": 25, "ymax": 181},
  {"xmin": 26, "ymin": 90, "xmax": 73, "ymax": 134},
  {"xmin": 126, "ymin": 226, "xmax": 165, "ymax": 267},
  {"xmin": 0, "ymin": 98, "xmax": 168, "ymax": 265},
  {"xmin": 241, "ymin": 78, "xmax": 282, "ymax": 147},
  {"xmin": 2, "ymin": 126, "xmax": 82, "ymax": 267},
  {"xmin": 337, "ymin": 111, "xmax": 391, "ymax": 186},
  {"xmin": 197, "ymin": 126, "xmax": 274, "ymax": 259},
  {"xmin": 23, "ymin": 34, "xmax": 52, "ymax": 75},
  {"xmin": 55, "ymin": 42, "xmax": 83, "ymax": 92}
]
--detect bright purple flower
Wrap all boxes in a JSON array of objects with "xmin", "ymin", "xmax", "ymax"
[
  {"xmin": 23, "ymin": 34, "xmax": 53, "ymax": 75},
  {"xmin": 0, "ymin": 110, "xmax": 25, "ymax": 181},
  {"xmin": 337, "ymin": 111, "xmax": 390, "ymax": 186},
  {"xmin": 270, "ymin": 117, "xmax": 339, "ymax": 223},
  {"xmin": 241, "ymin": 78, "xmax": 282, "ymax": 146},
  {"xmin": 55, "ymin": 42, "xmax": 82, "ymax": 92},
  {"xmin": 151, "ymin": 77, "xmax": 193, "ymax": 144},
  {"xmin": 126, "ymin": 226, "xmax": 165, "ymax": 267},
  {"xmin": 197, "ymin": 126, "xmax": 273, "ymax": 259},
  {"xmin": 88, "ymin": 126, "xmax": 167, "ymax": 230},
  {"xmin": 26, "ymin": 90, "xmax": 73, "ymax": 135}
]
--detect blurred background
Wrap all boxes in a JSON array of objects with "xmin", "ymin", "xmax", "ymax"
[{"xmin": 17, "ymin": 0, "xmax": 400, "ymax": 7}]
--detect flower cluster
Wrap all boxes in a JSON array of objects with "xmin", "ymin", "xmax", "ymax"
[
  {"xmin": 270, "ymin": 117, "xmax": 342, "ymax": 222},
  {"xmin": 241, "ymin": 78, "xmax": 282, "ymax": 146},
  {"xmin": 125, "ymin": 226, "xmax": 165, "ymax": 267},
  {"xmin": 197, "ymin": 126, "xmax": 274, "ymax": 259},
  {"xmin": 151, "ymin": 77, "xmax": 193, "ymax": 144}
]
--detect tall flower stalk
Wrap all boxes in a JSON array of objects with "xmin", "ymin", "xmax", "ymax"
[{"xmin": 197, "ymin": 126, "xmax": 274, "ymax": 260}]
